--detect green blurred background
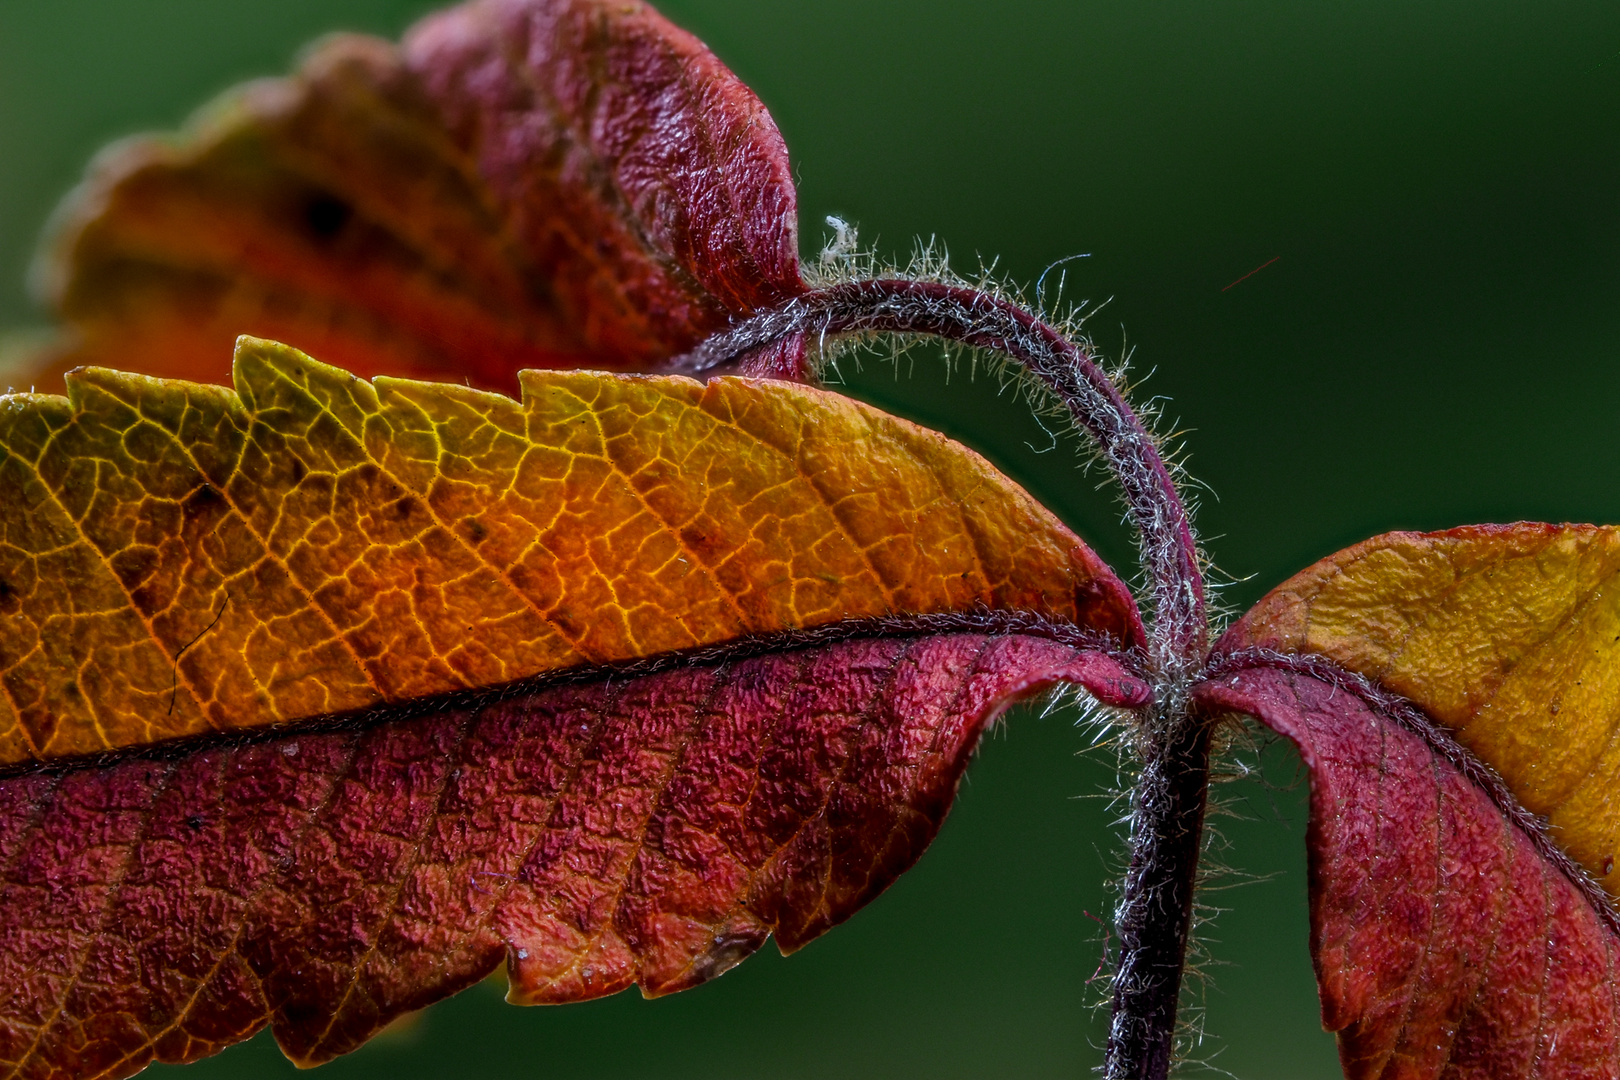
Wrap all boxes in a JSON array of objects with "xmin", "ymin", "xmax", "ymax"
[{"xmin": 3, "ymin": 2, "xmax": 1619, "ymax": 1076}]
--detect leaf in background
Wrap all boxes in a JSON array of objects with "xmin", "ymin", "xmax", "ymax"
[
  {"xmin": 23, "ymin": 0, "xmax": 807, "ymax": 396},
  {"xmin": 0, "ymin": 341, "xmax": 1148, "ymax": 1077},
  {"xmin": 1205, "ymin": 523, "xmax": 1620, "ymax": 1078}
]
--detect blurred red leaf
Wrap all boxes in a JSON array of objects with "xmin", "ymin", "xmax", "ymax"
[{"xmin": 26, "ymin": 0, "xmax": 806, "ymax": 395}]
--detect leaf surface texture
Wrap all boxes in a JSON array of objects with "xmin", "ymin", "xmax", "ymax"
[
  {"xmin": 1228, "ymin": 523, "xmax": 1620, "ymax": 893},
  {"xmin": 1196, "ymin": 666, "xmax": 1620, "ymax": 1080},
  {"xmin": 1216, "ymin": 523, "xmax": 1620, "ymax": 1078},
  {"xmin": 0, "ymin": 339, "xmax": 1138, "ymax": 767},
  {"xmin": 0, "ymin": 632, "xmax": 1142, "ymax": 1078}
]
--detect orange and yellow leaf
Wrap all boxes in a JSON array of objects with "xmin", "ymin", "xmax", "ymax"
[
  {"xmin": 0, "ymin": 337, "xmax": 1138, "ymax": 767},
  {"xmin": 1224, "ymin": 522, "xmax": 1620, "ymax": 894}
]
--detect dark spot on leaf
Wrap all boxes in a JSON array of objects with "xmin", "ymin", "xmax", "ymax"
[
  {"xmin": 464, "ymin": 517, "xmax": 487, "ymax": 542},
  {"xmin": 111, "ymin": 546, "xmax": 160, "ymax": 590},
  {"xmin": 303, "ymin": 192, "xmax": 352, "ymax": 241},
  {"xmin": 189, "ymin": 482, "xmax": 224, "ymax": 507},
  {"xmin": 679, "ymin": 526, "xmax": 726, "ymax": 559},
  {"xmin": 185, "ymin": 814, "xmax": 206, "ymax": 831},
  {"xmin": 185, "ymin": 481, "xmax": 227, "ymax": 521}
]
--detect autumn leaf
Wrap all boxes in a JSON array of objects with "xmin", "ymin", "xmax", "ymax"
[
  {"xmin": 0, "ymin": 338, "xmax": 1149, "ymax": 1076},
  {"xmin": 1, "ymin": 630, "xmax": 1141, "ymax": 1076},
  {"xmin": 15, "ymin": 0, "xmax": 1620, "ymax": 1077},
  {"xmin": 2, "ymin": 0, "xmax": 1208, "ymax": 1070},
  {"xmin": 1207, "ymin": 524, "xmax": 1620, "ymax": 1078},
  {"xmin": 0, "ymin": 335, "xmax": 1139, "ymax": 765},
  {"xmin": 0, "ymin": 2, "xmax": 1172, "ymax": 1075},
  {"xmin": 26, "ymin": 0, "xmax": 807, "ymax": 395}
]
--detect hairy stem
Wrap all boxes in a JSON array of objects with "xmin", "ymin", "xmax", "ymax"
[
  {"xmin": 1106, "ymin": 698, "xmax": 1212, "ymax": 1079},
  {"xmin": 671, "ymin": 279, "xmax": 1206, "ymax": 675},
  {"xmin": 676, "ymin": 277, "xmax": 1213, "ymax": 1080}
]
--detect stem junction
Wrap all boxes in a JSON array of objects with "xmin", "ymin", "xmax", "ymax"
[{"xmin": 676, "ymin": 277, "xmax": 1214, "ymax": 1080}]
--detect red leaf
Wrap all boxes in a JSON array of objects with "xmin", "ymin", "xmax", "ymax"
[
  {"xmin": 30, "ymin": 0, "xmax": 806, "ymax": 394},
  {"xmin": 1195, "ymin": 661, "xmax": 1620, "ymax": 1079},
  {"xmin": 0, "ymin": 629, "xmax": 1145, "ymax": 1078}
]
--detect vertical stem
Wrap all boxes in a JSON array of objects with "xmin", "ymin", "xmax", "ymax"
[
  {"xmin": 675, "ymin": 278, "xmax": 1214, "ymax": 1080},
  {"xmin": 1105, "ymin": 702, "xmax": 1212, "ymax": 1079}
]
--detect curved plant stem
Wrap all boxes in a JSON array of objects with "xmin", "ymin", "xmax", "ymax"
[
  {"xmin": 675, "ymin": 278, "xmax": 1214, "ymax": 1080},
  {"xmin": 673, "ymin": 279, "xmax": 1206, "ymax": 674}
]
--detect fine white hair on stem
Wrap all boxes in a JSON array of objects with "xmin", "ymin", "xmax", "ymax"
[
  {"xmin": 672, "ymin": 219, "xmax": 1218, "ymax": 1080},
  {"xmin": 689, "ymin": 218, "xmax": 1214, "ymax": 680}
]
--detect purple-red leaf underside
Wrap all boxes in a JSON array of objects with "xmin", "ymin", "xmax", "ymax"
[
  {"xmin": 1196, "ymin": 660, "xmax": 1620, "ymax": 1080},
  {"xmin": 0, "ymin": 626, "xmax": 1145, "ymax": 1080}
]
